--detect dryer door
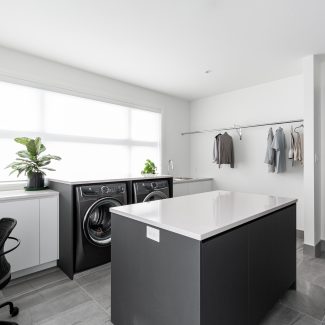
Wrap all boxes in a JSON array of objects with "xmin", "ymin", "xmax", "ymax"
[
  {"xmin": 143, "ymin": 191, "xmax": 168, "ymax": 202},
  {"xmin": 83, "ymin": 197, "xmax": 121, "ymax": 247}
]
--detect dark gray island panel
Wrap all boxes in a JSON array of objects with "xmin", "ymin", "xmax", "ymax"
[
  {"xmin": 111, "ymin": 214, "xmax": 201, "ymax": 325},
  {"xmin": 201, "ymin": 225, "xmax": 249, "ymax": 325},
  {"xmin": 249, "ymin": 204, "xmax": 296, "ymax": 325}
]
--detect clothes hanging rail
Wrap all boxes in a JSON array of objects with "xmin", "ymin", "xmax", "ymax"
[{"xmin": 181, "ymin": 119, "xmax": 304, "ymax": 139}]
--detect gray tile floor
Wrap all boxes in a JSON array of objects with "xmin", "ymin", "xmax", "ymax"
[
  {"xmin": 0, "ymin": 237, "xmax": 324, "ymax": 324},
  {"xmin": 0, "ymin": 263, "xmax": 112, "ymax": 324}
]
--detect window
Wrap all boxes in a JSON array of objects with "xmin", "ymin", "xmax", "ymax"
[{"xmin": 0, "ymin": 81, "xmax": 161, "ymax": 182}]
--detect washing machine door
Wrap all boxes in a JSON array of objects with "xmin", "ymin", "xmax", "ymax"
[
  {"xmin": 143, "ymin": 191, "xmax": 168, "ymax": 202},
  {"xmin": 83, "ymin": 197, "xmax": 121, "ymax": 247}
]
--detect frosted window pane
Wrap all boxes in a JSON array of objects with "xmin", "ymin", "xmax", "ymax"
[
  {"xmin": 131, "ymin": 146, "xmax": 161, "ymax": 175},
  {"xmin": 131, "ymin": 109, "xmax": 161, "ymax": 142},
  {"xmin": 0, "ymin": 82, "xmax": 41, "ymax": 131},
  {"xmin": 45, "ymin": 141, "xmax": 129, "ymax": 179},
  {"xmin": 43, "ymin": 92, "xmax": 129, "ymax": 139}
]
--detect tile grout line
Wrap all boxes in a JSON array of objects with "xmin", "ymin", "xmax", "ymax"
[
  {"xmin": 0, "ymin": 277, "xmax": 69, "ymax": 305},
  {"xmin": 280, "ymin": 301, "xmax": 325, "ymax": 323},
  {"xmin": 75, "ymin": 280, "xmax": 111, "ymax": 318},
  {"xmin": 37, "ymin": 300, "xmax": 104, "ymax": 325}
]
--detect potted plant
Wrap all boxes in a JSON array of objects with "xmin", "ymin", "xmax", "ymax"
[
  {"xmin": 6, "ymin": 137, "xmax": 61, "ymax": 190},
  {"xmin": 141, "ymin": 159, "xmax": 157, "ymax": 176}
]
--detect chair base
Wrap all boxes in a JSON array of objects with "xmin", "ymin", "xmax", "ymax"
[{"xmin": 0, "ymin": 301, "xmax": 19, "ymax": 325}]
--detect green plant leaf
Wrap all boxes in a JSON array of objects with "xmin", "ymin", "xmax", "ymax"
[
  {"xmin": 35, "ymin": 137, "xmax": 42, "ymax": 155},
  {"xmin": 17, "ymin": 150, "xmax": 31, "ymax": 159},
  {"xmin": 38, "ymin": 160, "xmax": 51, "ymax": 167},
  {"xmin": 39, "ymin": 144, "xmax": 46, "ymax": 154},
  {"xmin": 26, "ymin": 139, "xmax": 37, "ymax": 158},
  {"xmin": 39, "ymin": 154, "xmax": 61, "ymax": 161},
  {"xmin": 14, "ymin": 137, "xmax": 31, "ymax": 146}
]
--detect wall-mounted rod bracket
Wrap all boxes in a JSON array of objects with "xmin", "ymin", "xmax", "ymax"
[{"xmin": 234, "ymin": 124, "xmax": 242, "ymax": 140}]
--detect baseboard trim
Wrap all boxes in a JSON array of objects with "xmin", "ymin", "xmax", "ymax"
[
  {"xmin": 304, "ymin": 243, "xmax": 322, "ymax": 257},
  {"xmin": 296, "ymin": 230, "xmax": 324, "ymax": 257},
  {"xmin": 12, "ymin": 261, "xmax": 57, "ymax": 279}
]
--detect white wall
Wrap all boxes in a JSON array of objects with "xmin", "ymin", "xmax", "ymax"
[
  {"xmin": 190, "ymin": 76, "xmax": 304, "ymax": 230},
  {"xmin": 0, "ymin": 46, "xmax": 190, "ymax": 177}
]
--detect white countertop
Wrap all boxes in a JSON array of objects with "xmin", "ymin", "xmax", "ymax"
[
  {"xmin": 48, "ymin": 175, "xmax": 172, "ymax": 185},
  {"xmin": 0, "ymin": 189, "xmax": 59, "ymax": 201},
  {"xmin": 110, "ymin": 190, "xmax": 297, "ymax": 241}
]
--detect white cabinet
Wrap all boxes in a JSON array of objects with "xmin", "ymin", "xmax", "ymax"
[
  {"xmin": 188, "ymin": 181, "xmax": 213, "ymax": 194},
  {"xmin": 173, "ymin": 180, "xmax": 213, "ymax": 197},
  {"xmin": 1, "ymin": 199, "xmax": 39, "ymax": 273},
  {"xmin": 173, "ymin": 182, "xmax": 189, "ymax": 197},
  {"xmin": 0, "ymin": 193, "xmax": 59, "ymax": 274},
  {"xmin": 40, "ymin": 197, "xmax": 59, "ymax": 264}
]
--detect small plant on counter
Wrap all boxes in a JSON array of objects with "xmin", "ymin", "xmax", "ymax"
[
  {"xmin": 141, "ymin": 159, "xmax": 157, "ymax": 175},
  {"xmin": 6, "ymin": 137, "xmax": 61, "ymax": 190}
]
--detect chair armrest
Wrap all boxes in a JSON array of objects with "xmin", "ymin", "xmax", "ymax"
[{"xmin": 0, "ymin": 237, "xmax": 20, "ymax": 257}]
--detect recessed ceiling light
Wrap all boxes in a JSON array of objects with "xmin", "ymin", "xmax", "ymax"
[{"xmin": 205, "ymin": 70, "xmax": 212, "ymax": 74}]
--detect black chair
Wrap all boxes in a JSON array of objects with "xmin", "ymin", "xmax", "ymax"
[{"xmin": 0, "ymin": 218, "xmax": 20, "ymax": 325}]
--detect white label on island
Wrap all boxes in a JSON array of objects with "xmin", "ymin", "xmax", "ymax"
[{"xmin": 146, "ymin": 226, "xmax": 160, "ymax": 242}]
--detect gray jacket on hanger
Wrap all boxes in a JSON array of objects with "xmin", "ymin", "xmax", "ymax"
[{"xmin": 218, "ymin": 132, "xmax": 234, "ymax": 168}]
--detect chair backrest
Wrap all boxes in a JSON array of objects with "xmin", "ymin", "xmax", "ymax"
[
  {"xmin": 0, "ymin": 218, "xmax": 17, "ymax": 289},
  {"xmin": 0, "ymin": 218, "xmax": 17, "ymax": 251}
]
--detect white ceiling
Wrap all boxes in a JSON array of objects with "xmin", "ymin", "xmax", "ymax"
[{"xmin": 0, "ymin": 0, "xmax": 324, "ymax": 100}]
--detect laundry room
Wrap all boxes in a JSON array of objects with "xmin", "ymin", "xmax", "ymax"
[{"xmin": 0, "ymin": 1, "xmax": 325, "ymax": 325}]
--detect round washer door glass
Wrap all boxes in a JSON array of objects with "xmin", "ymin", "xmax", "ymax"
[
  {"xmin": 83, "ymin": 197, "xmax": 122, "ymax": 246},
  {"xmin": 143, "ymin": 191, "xmax": 168, "ymax": 202}
]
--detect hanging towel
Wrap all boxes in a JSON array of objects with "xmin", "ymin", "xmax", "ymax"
[
  {"xmin": 288, "ymin": 126, "xmax": 295, "ymax": 166},
  {"xmin": 264, "ymin": 127, "xmax": 275, "ymax": 172},
  {"xmin": 212, "ymin": 134, "xmax": 221, "ymax": 163},
  {"xmin": 272, "ymin": 127, "xmax": 286, "ymax": 173},
  {"xmin": 294, "ymin": 132, "xmax": 304, "ymax": 165},
  {"xmin": 218, "ymin": 132, "xmax": 234, "ymax": 168}
]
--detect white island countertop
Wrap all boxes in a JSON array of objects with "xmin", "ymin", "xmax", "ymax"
[{"xmin": 110, "ymin": 190, "xmax": 297, "ymax": 241}]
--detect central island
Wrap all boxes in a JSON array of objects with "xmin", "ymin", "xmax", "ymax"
[{"xmin": 110, "ymin": 191, "xmax": 297, "ymax": 325}]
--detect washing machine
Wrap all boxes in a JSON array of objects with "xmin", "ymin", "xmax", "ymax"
[
  {"xmin": 75, "ymin": 182, "xmax": 127, "ymax": 272},
  {"xmin": 133, "ymin": 179, "xmax": 170, "ymax": 203}
]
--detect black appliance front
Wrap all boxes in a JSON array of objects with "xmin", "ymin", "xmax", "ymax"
[
  {"xmin": 133, "ymin": 180, "xmax": 170, "ymax": 203},
  {"xmin": 75, "ymin": 183, "xmax": 127, "ymax": 273}
]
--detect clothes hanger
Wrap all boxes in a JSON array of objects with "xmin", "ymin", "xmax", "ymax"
[{"xmin": 294, "ymin": 124, "xmax": 304, "ymax": 133}]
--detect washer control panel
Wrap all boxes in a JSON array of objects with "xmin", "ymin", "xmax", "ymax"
[
  {"xmin": 134, "ymin": 180, "xmax": 170, "ymax": 194},
  {"xmin": 80, "ymin": 183, "xmax": 126, "ymax": 197},
  {"xmin": 101, "ymin": 184, "xmax": 125, "ymax": 194}
]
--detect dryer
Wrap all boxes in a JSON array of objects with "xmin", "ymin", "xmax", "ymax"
[
  {"xmin": 133, "ymin": 179, "xmax": 170, "ymax": 203},
  {"xmin": 75, "ymin": 182, "xmax": 127, "ymax": 273}
]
